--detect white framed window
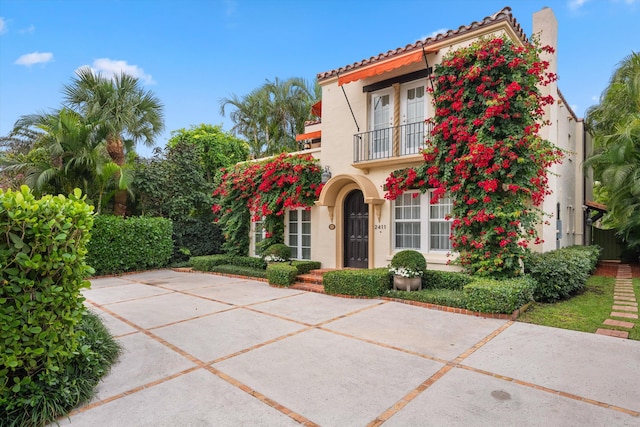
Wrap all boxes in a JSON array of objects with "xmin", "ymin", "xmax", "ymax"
[
  {"xmin": 400, "ymin": 81, "xmax": 428, "ymax": 155},
  {"xmin": 393, "ymin": 191, "xmax": 452, "ymax": 252},
  {"xmin": 253, "ymin": 218, "xmax": 265, "ymax": 256},
  {"xmin": 287, "ymin": 209, "xmax": 311, "ymax": 260}
]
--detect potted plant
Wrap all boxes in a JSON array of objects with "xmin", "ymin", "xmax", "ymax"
[
  {"xmin": 262, "ymin": 243, "xmax": 292, "ymax": 264},
  {"xmin": 389, "ymin": 250, "xmax": 426, "ymax": 291}
]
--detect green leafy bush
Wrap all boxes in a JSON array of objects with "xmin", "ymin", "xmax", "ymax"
[
  {"xmin": 464, "ymin": 276, "xmax": 535, "ymax": 313},
  {"xmin": 422, "ymin": 269, "xmax": 473, "ymax": 290},
  {"xmin": 209, "ymin": 265, "xmax": 267, "ymax": 279},
  {"xmin": 0, "ymin": 187, "xmax": 118, "ymax": 426},
  {"xmin": 190, "ymin": 254, "xmax": 230, "ymax": 271},
  {"xmin": 171, "ymin": 216, "xmax": 223, "ymax": 264},
  {"xmin": 86, "ymin": 215, "xmax": 173, "ymax": 275},
  {"xmin": 324, "ymin": 268, "xmax": 391, "ymax": 297},
  {"xmin": 389, "ymin": 250, "xmax": 427, "ymax": 277},
  {"xmin": 262, "ymin": 243, "xmax": 291, "ymax": 262},
  {"xmin": 291, "ymin": 260, "xmax": 321, "ymax": 275},
  {"xmin": 523, "ymin": 246, "xmax": 601, "ymax": 302},
  {"xmin": 227, "ymin": 256, "xmax": 267, "ymax": 270},
  {"xmin": 386, "ymin": 288, "xmax": 467, "ymax": 309},
  {"xmin": 266, "ymin": 263, "xmax": 298, "ymax": 286}
]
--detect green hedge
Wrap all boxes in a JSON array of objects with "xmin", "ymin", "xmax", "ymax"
[
  {"xmin": 291, "ymin": 260, "xmax": 321, "ymax": 275},
  {"xmin": 190, "ymin": 254, "xmax": 230, "ymax": 271},
  {"xmin": 386, "ymin": 288, "xmax": 467, "ymax": 309},
  {"xmin": 209, "ymin": 264, "xmax": 267, "ymax": 279},
  {"xmin": 324, "ymin": 268, "xmax": 391, "ymax": 297},
  {"xmin": 227, "ymin": 256, "xmax": 267, "ymax": 270},
  {"xmin": 422, "ymin": 269, "xmax": 473, "ymax": 290},
  {"xmin": 266, "ymin": 263, "xmax": 298, "ymax": 286},
  {"xmin": 464, "ymin": 276, "xmax": 535, "ymax": 313},
  {"xmin": 87, "ymin": 215, "xmax": 173, "ymax": 275},
  {"xmin": 524, "ymin": 245, "xmax": 602, "ymax": 302},
  {"xmin": 0, "ymin": 187, "xmax": 118, "ymax": 425}
]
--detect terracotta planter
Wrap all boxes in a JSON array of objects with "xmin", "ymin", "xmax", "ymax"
[{"xmin": 393, "ymin": 275, "xmax": 422, "ymax": 291}]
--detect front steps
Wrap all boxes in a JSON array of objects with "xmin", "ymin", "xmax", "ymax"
[{"xmin": 291, "ymin": 269, "xmax": 333, "ymax": 293}]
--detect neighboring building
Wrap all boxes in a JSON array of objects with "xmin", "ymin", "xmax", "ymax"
[{"xmin": 252, "ymin": 6, "xmax": 590, "ymax": 271}]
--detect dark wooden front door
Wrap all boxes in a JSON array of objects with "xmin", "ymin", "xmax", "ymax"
[{"xmin": 344, "ymin": 190, "xmax": 368, "ymax": 268}]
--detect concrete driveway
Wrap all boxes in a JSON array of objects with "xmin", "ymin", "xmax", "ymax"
[{"xmin": 56, "ymin": 270, "xmax": 640, "ymax": 426}]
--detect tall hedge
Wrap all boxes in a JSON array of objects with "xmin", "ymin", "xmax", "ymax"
[
  {"xmin": 87, "ymin": 215, "xmax": 173, "ymax": 275},
  {"xmin": 0, "ymin": 187, "xmax": 94, "ymax": 421}
]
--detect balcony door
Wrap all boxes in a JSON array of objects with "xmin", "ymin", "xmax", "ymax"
[
  {"xmin": 370, "ymin": 88, "xmax": 393, "ymax": 159},
  {"xmin": 400, "ymin": 81, "xmax": 427, "ymax": 155}
]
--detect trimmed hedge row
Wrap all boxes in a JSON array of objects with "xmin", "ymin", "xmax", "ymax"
[
  {"xmin": 464, "ymin": 276, "xmax": 535, "ymax": 313},
  {"xmin": 291, "ymin": 260, "xmax": 322, "ymax": 275},
  {"xmin": 266, "ymin": 263, "xmax": 298, "ymax": 286},
  {"xmin": 323, "ymin": 268, "xmax": 391, "ymax": 297},
  {"xmin": 524, "ymin": 245, "xmax": 602, "ymax": 302},
  {"xmin": 87, "ymin": 215, "xmax": 173, "ymax": 275},
  {"xmin": 387, "ymin": 288, "xmax": 467, "ymax": 309},
  {"xmin": 423, "ymin": 269, "xmax": 473, "ymax": 290},
  {"xmin": 209, "ymin": 264, "xmax": 267, "ymax": 279}
]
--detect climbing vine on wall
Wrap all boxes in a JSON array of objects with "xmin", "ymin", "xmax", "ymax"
[
  {"xmin": 212, "ymin": 153, "xmax": 323, "ymax": 255},
  {"xmin": 385, "ymin": 36, "xmax": 564, "ymax": 277}
]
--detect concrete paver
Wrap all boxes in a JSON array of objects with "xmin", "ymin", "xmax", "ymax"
[
  {"xmin": 214, "ymin": 328, "xmax": 444, "ymax": 427},
  {"xmin": 462, "ymin": 322, "xmax": 640, "ymax": 412},
  {"xmin": 57, "ymin": 270, "xmax": 640, "ymax": 426},
  {"xmin": 323, "ymin": 301, "xmax": 507, "ymax": 360},
  {"xmin": 384, "ymin": 367, "xmax": 638, "ymax": 427}
]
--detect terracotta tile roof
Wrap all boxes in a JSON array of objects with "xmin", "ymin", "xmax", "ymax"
[
  {"xmin": 304, "ymin": 118, "xmax": 321, "ymax": 126},
  {"xmin": 317, "ymin": 7, "xmax": 526, "ymax": 82}
]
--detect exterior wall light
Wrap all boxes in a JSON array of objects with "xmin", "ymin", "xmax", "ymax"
[{"xmin": 321, "ymin": 166, "xmax": 332, "ymax": 184}]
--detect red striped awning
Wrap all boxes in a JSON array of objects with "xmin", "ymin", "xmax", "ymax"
[{"xmin": 295, "ymin": 130, "xmax": 321, "ymax": 142}]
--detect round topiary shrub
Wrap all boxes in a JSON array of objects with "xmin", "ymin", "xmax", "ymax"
[
  {"xmin": 262, "ymin": 243, "xmax": 291, "ymax": 262},
  {"xmin": 390, "ymin": 250, "xmax": 427, "ymax": 276}
]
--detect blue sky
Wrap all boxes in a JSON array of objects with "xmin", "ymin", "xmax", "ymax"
[{"xmin": 1, "ymin": 0, "xmax": 638, "ymax": 157}]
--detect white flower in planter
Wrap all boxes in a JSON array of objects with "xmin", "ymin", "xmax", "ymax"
[{"xmin": 389, "ymin": 266, "xmax": 423, "ymax": 278}]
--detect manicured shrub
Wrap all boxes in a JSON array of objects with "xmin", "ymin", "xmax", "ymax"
[
  {"xmin": 324, "ymin": 268, "xmax": 391, "ymax": 297},
  {"xmin": 386, "ymin": 288, "xmax": 467, "ymax": 309},
  {"xmin": 464, "ymin": 276, "xmax": 535, "ymax": 313},
  {"xmin": 209, "ymin": 264, "xmax": 267, "ymax": 279},
  {"xmin": 266, "ymin": 263, "xmax": 298, "ymax": 287},
  {"xmin": 390, "ymin": 250, "xmax": 427, "ymax": 275},
  {"xmin": 190, "ymin": 254, "xmax": 230, "ymax": 271},
  {"xmin": 262, "ymin": 243, "xmax": 291, "ymax": 262},
  {"xmin": 227, "ymin": 256, "xmax": 267, "ymax": 270},
  {"xmin": 0, "ymin": 187, "xmax": 118, "ymax": 426},
  {"xmin": 87, "ymin": 215, "xmax": 173, "ymax": 275},
  {"xmin": 291, "ymin": 260, "xmax": 322, "ymax": 275},
  {"xmin": 523, "ymin": 246, "xmax": 601, "ymax": 302},
  {"xmin": 422, "ymin": 269, "xmax": 473, "ymax": 290}
]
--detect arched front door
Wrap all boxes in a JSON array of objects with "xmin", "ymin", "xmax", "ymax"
[{"xmin": 344, "ymin": 190, "xmax": 368, "ymax": 268}]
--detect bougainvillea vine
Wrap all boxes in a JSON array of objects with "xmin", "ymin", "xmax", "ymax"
[
  {"xmin": 212, "ymin": 153, "xmax": 323, "ymax": 255},
  {"xmin": 384, "ymin": 36, "xmax": 564, "ymax": 277}
]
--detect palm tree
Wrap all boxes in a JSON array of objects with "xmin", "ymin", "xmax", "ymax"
[
  {"xmin": 585, "ymin": 52, "xmax": 640, "ymax": 246},
  {"xmin": 63, "ymin": 68, "xmax": 164, "ymax": 215},
  {"xmin": 1, "ymin": 108, "xmax": 121, "ymax": 206},
  {"xmin": 220, "ymin": 77, "xmax": 319, "ymax": 158}
]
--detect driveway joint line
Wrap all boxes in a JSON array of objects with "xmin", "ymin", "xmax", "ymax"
[{"xmin": 455, "ymin": 364, "xmax": 640, "ymax": 417}]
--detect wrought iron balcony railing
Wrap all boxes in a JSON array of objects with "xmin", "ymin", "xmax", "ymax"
[{"xmin": 353, "ymin": 121, "xmax": 434, "ymax": 164}]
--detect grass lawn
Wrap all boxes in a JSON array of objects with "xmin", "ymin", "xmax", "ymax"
[{"xmin": 518, "ymin": 275, "xmax": 639, "ymax": 340}]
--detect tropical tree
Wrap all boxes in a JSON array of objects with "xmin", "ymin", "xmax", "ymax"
[
  {"xmin": 166, "ymin": 124, "xmax": 249, "ymax": 182},
  {"xmin": 585, "ymin": 53, "xmax": 640, "ymax": 246},
  {"xmin": 63, "ymin": 68, "xmax": 164, "ymax": 216},
  {"xmin": 0, "ymin": 109, "xmax": 125, "ymax": 211},
  {"xmin": 220, "ymin": 77, "xmax": 318, "ymax": 158}
]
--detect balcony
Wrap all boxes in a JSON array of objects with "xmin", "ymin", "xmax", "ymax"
[{"xmin": 352, "ymin": 121, "xmax": 434, "ymax": 170}]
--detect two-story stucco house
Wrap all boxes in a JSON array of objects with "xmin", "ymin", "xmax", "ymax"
[{"xmin": 251, "ymin": 6, "xmax": 589, "ymax": 271}]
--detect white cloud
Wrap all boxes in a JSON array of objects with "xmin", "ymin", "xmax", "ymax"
[
  {"xmin": 77, "ymin": 58, "xmax": 155, "ymax": 84},
  {"xmin": 224, "ymin": 0, "xmax": 237, "ymax": 16},
  {"xmin": 15, "ymin": 51, "xmax": 53, "ymax": 66},
  {"xmin": 569, "ymin": 0, "xmax": 590, "ymax": 9},
  {"xmin": 422, "ymin": 28, "xmax": 449, "ymax": 40},
  {"xmin": 591, "ymin": 95, "xmax": 599, "ymax": 101},
  {"xmin": 19, "ymin": 24, "xmax": 35, "ymax": 34},
  {"xmin": 0, "ymin": 17, "xmax": 7, "ymax": 34}
]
